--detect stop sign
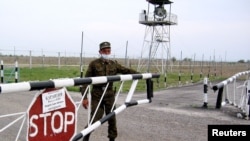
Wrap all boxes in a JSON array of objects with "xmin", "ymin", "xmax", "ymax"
[{"xmin": 27, "ymin": 87, "xmax": 77, "ymax": 141}]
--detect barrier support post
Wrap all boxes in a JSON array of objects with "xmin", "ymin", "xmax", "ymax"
[
  {"xmin": 202, "ymin": 77, "xmax": 208, "ymax": 108},
  {"xmin": 146, "ymin": 79, "xmax": 153, "ymax": 101},
  {"xmin": 215, "ymin": 87, "xmax": 224, "ymax": 109},
  {"xmin": 15, "ymin": 61, "xmax": 18, "ymax": 83},
  {"xmin": 1, "ymin": 60, "xmax": 4, "ymax": 83}
]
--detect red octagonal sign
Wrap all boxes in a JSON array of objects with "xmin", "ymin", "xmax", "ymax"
[{"xmin": 27, "ymin": 87, "xmax": 77, "ymax": 141}]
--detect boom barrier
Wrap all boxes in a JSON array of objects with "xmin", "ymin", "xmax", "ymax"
[
  {"xmin": 0, "ymin": 73, "xmax": 160, "ymax": 141},
  {"xmin": 212, "ymin": 70, "xmax": 250, "ymax": 120},
  {"xmin": 0, "ymin": 73, "xmax": 159, "ymax": 94}
]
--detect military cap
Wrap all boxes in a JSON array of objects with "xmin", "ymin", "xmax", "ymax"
[{"xmin": 99, "ymin": 41, "xmax": 111, "ymax": 50}]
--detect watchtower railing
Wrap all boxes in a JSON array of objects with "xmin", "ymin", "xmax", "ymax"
[{"xmin": 139, "ymin": 11, "xmax": 178, "ymax": 25}]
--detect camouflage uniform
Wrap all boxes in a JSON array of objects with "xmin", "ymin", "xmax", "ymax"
[{"xmin": 81, "ymin": 42, "xmax": 138, "ymax": 140}]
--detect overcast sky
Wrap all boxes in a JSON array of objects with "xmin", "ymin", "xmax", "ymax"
[{"xmin": 0, "ymin": 0, "xmax": 249, "ymax": 62}]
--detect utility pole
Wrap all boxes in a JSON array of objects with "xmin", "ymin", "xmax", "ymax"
[
  {"xmin": 125, "ymin": 41, "xmax": 128, "ymax": 67},
  {"xmin": 79, "ymin": 31, "xmax": 84, "ymax": 92},
  {"xmin": 80, "ymin": 31, "xmax": 84, "ymax": 78}
]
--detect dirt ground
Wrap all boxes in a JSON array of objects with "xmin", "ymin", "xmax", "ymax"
[{"xmin": 0, "ymin": 81, "xmax": 249, "ymax": 141}]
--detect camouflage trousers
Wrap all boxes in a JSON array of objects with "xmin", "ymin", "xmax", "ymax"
[{"xmin": 90, "ymin": 93, "xmax": 117, "ymax": 139}]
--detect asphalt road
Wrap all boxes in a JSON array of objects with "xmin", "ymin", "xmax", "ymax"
[{"xmin": 0, "ymin": 82, "xmax": 249, "ymax": 141}]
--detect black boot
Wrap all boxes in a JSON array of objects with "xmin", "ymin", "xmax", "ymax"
[{"xmin": 82, "ymin": 134, "xmax": 90, "ymax": 141}]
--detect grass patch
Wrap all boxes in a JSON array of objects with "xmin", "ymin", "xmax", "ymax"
[
  {"xmin": 20, "ymin": 66, "xmax": 80, "ymax": 81},
  {"xmin": 11, "ymin": 66, "xmax": 226, "ymax": 93}
]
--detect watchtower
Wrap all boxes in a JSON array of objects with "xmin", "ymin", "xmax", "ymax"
[{"xmin": 137, "ymin": 0, "xmax": 177, "ymax": 73}]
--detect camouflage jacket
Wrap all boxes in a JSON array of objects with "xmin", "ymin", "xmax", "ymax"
[{"xmin": 81, "ymin": 58, "xmax": 138, "ymax": 98}]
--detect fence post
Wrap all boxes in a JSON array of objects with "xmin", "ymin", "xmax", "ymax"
[
  {"xmin": 178, "ymin": 72, "xmax": 181, "ymax": 85},
  {"xmin": 1, "ymin": 60, "xmax": 4, "ymax": 83},
  {"xmin": 29, "ymin": 50, "xmax": 32, "ymax": 69},
  {"xmin": 15, "ymin": 61, "xmax": 18, "ymax": 83},
  {"xmin": 58, "ymin": 52, "xmax": 61, "ymax": 69},
  {"xmin": 202, "ymin": 77, "xmax": 208, "ymax": 108},
  {"xmin": 164, "ymin": 73, "xmax": 167, "ymax": 87}
]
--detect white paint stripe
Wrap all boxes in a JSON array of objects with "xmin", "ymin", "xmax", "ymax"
[
  {"xmin": 222, "ymin": 81, "xmax": 228, "ymax": 86},
  {"xmin": 120, "ymin": 74, "xmax": 133, "ymax": 81},
  {"xmin": 81, "ymin": 121, "xmax": 101, "ymax": 136},
  {"xmin": 137, "ymin": 99, "xmax": 150, "ymax": 104},
  {"xmin": 0, "ymin": 82, "xmax": 31, "ymax": 93},
  {"xmin": 221, "ymin": 101, "xmax": 226, "ymax": 106},
  {"xmin": 203, "ymin": 77, "xmax": 208, "ymax": 84},
  {"xmin": 228, "ymin": 77, "xmax": 234, "ymax": 83},
  {"xmin": 125, "ymin": 80, "xmax": 138, "ymax": 102},
  {"xmin": 203, "ymin": 93, "xmax": 208, "ymax": 103},
  {"xmin": 114, "ymin": 104, "xmax": 127, "ymax": 114},
  {"xmin": 142, "ymin": 73, "xmax": 152, "ymax": 79},
  {"xmin": 232, "ymin": 76, "xmax": 237, "ymax": 80},
  {"xmin": 91, "ymin": 76, "xmax": 107, "ymax": 84},
  {"xmin": 53, "ymin": 79, "xmax": 74, "ymax": 88}
]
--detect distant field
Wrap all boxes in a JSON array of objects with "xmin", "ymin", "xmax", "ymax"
[{"xmin": 1, "ymin": 55, "xmax": 249, "ymax": 92}]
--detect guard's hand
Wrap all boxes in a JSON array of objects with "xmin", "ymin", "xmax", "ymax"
[{"xmin": 82, "ymin": 99, "xmax": 89, "ymax": 109}]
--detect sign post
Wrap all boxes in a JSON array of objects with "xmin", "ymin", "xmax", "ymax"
[{"xmin": 27, "ymin": 87, "xmax": 77, "ymax": 141}]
